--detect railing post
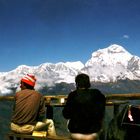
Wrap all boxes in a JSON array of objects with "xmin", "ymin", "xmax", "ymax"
[
  {"xmin": 114, "ymin": 104, "xmax": 120, "ymax": 117},
  {"xmin": 45, "ymin": 97, "xmax": 54, "ymax": 119},
  {"xmin": 46, "ymin": 105, "xmax": 53, "ymax": 119}
]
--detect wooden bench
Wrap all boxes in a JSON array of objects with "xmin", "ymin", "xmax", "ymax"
[{"xmin": 7, "ymin": 132, "xmax": 71, "ymax": 140}]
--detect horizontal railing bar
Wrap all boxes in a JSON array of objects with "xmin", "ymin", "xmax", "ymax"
[
  {"xmin": 1, "ymin": 93, "xmax": 140, "ymax": 101},
  {"xmin": 0, "ymin": 94, "xmax": 136, "ymax": 118},
  {"xmin": 106, "ymin": 93, "xmax": 140, "ymax": 100},
  {"xmin": 0, "ymin": 96, "xmax": 14, "ymax": 101}
]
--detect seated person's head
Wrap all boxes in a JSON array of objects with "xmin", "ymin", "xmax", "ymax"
[
  {"xmin": 20, "ymin": 74, "xmax": 36, "ymax": 90},
  {"xmin": 75, "ymin": 73, "xmax": 91, "ymax": 89}
]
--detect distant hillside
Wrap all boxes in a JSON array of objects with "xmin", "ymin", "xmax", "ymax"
[{"xmin": 38, "ymin": 79, "xmax": 140, "ymax": 95}]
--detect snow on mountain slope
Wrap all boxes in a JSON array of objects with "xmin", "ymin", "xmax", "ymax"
[
  {"xmin": 0, "ymin": 44, "xmax": 140, "ymax": 95},
  {"xmin": 65, "ymin": 61, "xmax": 84, "ymax": 70},
  {"xmin": 127, "ymin": 56, "xmax": 140, "ymax": 78},
  {"xmin": 0, "ymin": 61, "xmax": 83, "ymax": 95},
  {"xmin": 85, "ymin": 44, "xmax": 132, "ymax": 67},
  {"xmin": 83, "ymin": 44, "xmax": 135, "ymax": 82}
]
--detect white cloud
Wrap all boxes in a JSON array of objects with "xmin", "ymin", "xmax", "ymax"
[{"xmin": 123, "ymin": 35, "xmax": 129, "ymax": 39}]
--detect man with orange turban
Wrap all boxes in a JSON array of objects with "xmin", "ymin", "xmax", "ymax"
[{"xmin": 10, "ymin": 74, "xmax": 56, "ymax": 136}]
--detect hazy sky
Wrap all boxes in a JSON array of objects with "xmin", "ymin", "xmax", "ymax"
[{"xmin": 0, "ymin": 0, "xmax": 140, "ymax": 72}]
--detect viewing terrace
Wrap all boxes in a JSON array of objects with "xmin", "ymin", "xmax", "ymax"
[{"xmin": 0, "ymin": 93, "xmax": 140, "ymax": 140}]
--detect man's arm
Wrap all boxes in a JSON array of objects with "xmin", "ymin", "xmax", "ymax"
[{"xmin": 62, "ymin": 92, "xmax": 75, "ymax": 119}]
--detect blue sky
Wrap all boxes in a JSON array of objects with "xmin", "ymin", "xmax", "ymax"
[{"xmin": 0, "ymin": 0, "xmax": 140, "ymax": 72}]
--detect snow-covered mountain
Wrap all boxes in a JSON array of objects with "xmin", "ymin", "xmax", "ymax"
[
  {"xmin": 82, "ymin": 44, "xmax": 137, "ymax": 82},
  {"xmin": 0, "ymin": 44, "xmax": 140, "ymax": 95},
  {"xmin": 0, "ymin": 61, "xmax": 84, "ymax": 95}
]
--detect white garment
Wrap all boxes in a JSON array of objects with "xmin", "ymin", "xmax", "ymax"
[
  {"xmin": 33, "ymin": 119, "xmax": 56, "ymax": 136},
  {"xmin": 11, "ymin": 119, "xmax": 56, "ymax": 136},
  {"xmin": 70, "ymin": 133, "xmax": 99, "ymax": 140},
  {"xmin": 11, "ymin": 123, "xmax": 35, "ymax": 134}
]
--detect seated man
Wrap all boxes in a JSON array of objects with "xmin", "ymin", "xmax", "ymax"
[
  {"xmin": 62, "ymin": 73, "xmax": 106, "ymax": 140},
  {"xmin": 10, "ymin": 74, "xmax": 56, "ymax": 136}
]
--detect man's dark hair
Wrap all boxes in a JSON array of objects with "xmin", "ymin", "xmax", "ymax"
[{"xmin": 75, "ymin": 73, "xmax": 91, "ymax": 89}]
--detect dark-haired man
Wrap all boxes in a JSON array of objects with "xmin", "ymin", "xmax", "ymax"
[{"xmin": 62, "ymin": 73, "xmax": 106, "ymax": 140}]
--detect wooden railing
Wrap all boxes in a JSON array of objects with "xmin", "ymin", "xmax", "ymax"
[
  {"xmin": 1, "ymin": 93, "xmax": 140, "ymax": 140},
  {"xmin": 106, "ymin": 93, "xmax": 140, "ymax": 100},
  {"xmin": 2, "ymin": 93, "xmax": 140, "ymax": 99},
  {"xmin": 2, "ymin": 93, "xmax": 140, "ymax": 101},
  {"xmin": 1, "ymin": 93, "xmax": 140, "ymax": 117}
]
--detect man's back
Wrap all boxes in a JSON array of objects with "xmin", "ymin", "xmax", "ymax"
[
  {"xmin": 63, "ymin": 88, "xmax": 106, "ymax": 133},
  {"xmin": 10, "ymin": 74, "xmax": 56, "ymax": 136},
  {"xmin": 11, "ymin": 89, "xmax": 45, "ymax": 125}
]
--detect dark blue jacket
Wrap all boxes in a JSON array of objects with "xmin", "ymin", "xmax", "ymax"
[{"xmin": 62, "ymin": 88, "xmax": 106, "ymax": 134}]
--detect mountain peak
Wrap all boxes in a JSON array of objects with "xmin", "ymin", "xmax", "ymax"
[
  {"xmin": 107, "ymin": 44, "xmax": 128, "ymax": 53},
  {"xmin": 94, "ymin": 44, "xmax": 131, "ymax": 56},
  {"xmin": 84, "ymin": 44, "xmax": 137, "ymax": 82},
  {"xmin": 85, "ymin": 44, "xmax": 132, "ymax": 68}
]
